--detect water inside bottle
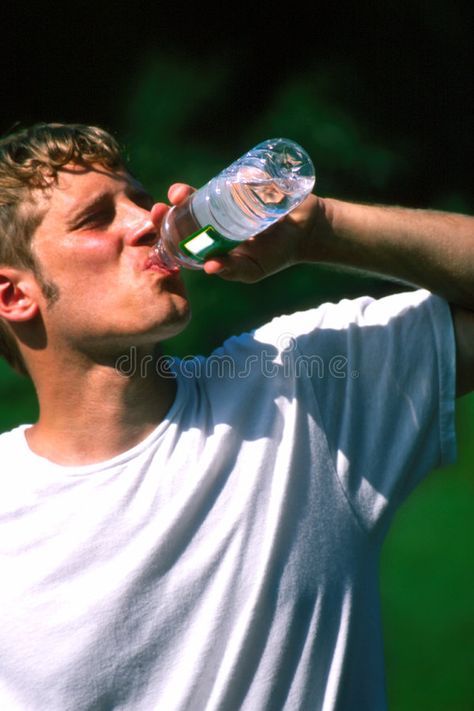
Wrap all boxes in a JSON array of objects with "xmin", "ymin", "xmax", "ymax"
[
  {"xmin": 230, "ymin": 168, "xmax": 314, "ymax": 217},
  {"xmin": 191, "ymin": 166, "xmax": 314, "ymax": 241}
]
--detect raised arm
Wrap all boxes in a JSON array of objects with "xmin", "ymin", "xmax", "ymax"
[
  {"xmin": 156, "ymin": 186, "xmax": 474, "ymax": 396},
  {"xmin": 300, "ymin": 198, "xmax": 474, "ymax": 398},
  {"xmin": 302, "ymin": 197, "xmax": 474, "ymax": 308}
]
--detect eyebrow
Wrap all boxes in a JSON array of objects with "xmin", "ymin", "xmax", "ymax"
[
  {"xmin": 66, "ymin": 192, "xmax": 112, "ymax": 227},
  {"xmin": 127, "ymin": 185, "xmax": 154, "ymax": 206}
]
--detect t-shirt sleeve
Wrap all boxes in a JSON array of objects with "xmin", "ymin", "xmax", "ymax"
[{"xmin": 256, "ymin": 289, "xmax": 457, "ymax": 533}]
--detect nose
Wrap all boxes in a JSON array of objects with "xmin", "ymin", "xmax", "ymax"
[{"xmin": 123, "ymin": 212, "xmax": 158, "ymax": 247}]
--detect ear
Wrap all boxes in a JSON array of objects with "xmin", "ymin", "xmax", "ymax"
[{"xmin": 0, "ymin": 268, "xmax": 40, "ymax": 322}]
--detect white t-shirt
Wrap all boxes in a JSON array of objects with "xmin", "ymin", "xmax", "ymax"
[{"xmin": 0, "ymin": 290, "xmax": 456, "ymax": 711}]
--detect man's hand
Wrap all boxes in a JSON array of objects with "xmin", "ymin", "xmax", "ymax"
[{"xmin": 152, "ymin": 183, "xmax": 322, "ymax": 283}]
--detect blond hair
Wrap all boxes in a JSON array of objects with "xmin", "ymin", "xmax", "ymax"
[{"xmin": 0, "ymin": 122, "xmax": 126, "ymax": 375}]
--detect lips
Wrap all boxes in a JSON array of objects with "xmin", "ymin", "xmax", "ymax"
[{"xmin": 144, "ymin": 246, "xmax": 180, "ymax": 275}]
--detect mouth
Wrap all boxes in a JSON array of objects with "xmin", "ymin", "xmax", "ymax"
[{"xmin": 143, "ymin": 246, "xmax": 180, "ymax": 276}]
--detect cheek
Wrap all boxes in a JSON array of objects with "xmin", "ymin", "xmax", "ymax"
[
  {"xmin": 43, "ymin": 232, "xmax": 120, "ymax": 266},
  {"xmin": 41, "ymin": 243, "xmax": 123, "ymax": 292},
  {"xmin": 65, "ymin": 237, "xmax": 121, "ymax": 270}
]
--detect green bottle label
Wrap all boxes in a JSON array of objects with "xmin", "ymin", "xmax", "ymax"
[{"xmin": 179, "ymin": 225, "xmax": 237, "ymax": 263}]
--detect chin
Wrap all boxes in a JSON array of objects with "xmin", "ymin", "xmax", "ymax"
[{"xmin": 155, "ymin": 302, "xmax": 192, "ymax": 340}]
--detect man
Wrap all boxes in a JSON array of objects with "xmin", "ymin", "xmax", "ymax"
[{"xmin": 0, "ymin": 122, "xmax": 472, "ymax": 710}]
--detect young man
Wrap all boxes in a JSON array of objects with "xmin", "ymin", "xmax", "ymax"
[{"xmin": 0, "ymin": 123, "xmax": 473, "ymax": 710}]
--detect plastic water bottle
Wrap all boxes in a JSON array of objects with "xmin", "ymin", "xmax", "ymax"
[{"xmin": 154, "ymin": 138, "xmax": 315, "ymax": 269}]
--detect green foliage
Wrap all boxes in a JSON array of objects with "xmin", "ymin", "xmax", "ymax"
[
  {"xmin": 0, "ymin": 358, "xmax": 37, "ymax": 431},
  {"xmin": 382, "ymin": 392, "xmax": 474, "ymax": 711},
  {"xmin": 243, "ymin": 73, "xmax": 407, "ymax": 199},
  {"xmin": 121, "ymin": 54, "xmax": 235, "ymax": 201}
]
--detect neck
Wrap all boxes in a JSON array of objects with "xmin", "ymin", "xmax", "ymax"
[{"xmin": 25, "ymin": 345, "xmax": 176, "ymax": 466}]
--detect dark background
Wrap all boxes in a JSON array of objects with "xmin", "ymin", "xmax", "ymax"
[
  {"xmin": 1, "ymin": 1, "xmax": 473, "ymax": 708},
  {"xmin": 2, "ymin": 1, "xmax": 472, "ymax": 211}
]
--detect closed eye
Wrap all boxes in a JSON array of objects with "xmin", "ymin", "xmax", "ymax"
[{"xmin": 76, "ymin": 208, "xmax": 115, "ymax": 230}]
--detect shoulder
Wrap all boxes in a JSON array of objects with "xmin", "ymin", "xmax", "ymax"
[
  {"xmin": 252, "ymin": 289, "xmax": 443, "ymax": 337},
  {"xmin": 0, "ymin": 425, "xmax": 32, "ymax": 461},
  {"xmin": 0, "ymin": 426, "xmax": 32, "ymax": 493},
  {"xmin": 169, "ymin": 289, "xmax": 451, "ymax": 387},
  {"xmin": 247, "ymin": 289, "xmax": 449, "ymax": 356},
  {"xmin": 0, "ymin": 424, "xmax": 29, "ymax": 447}
]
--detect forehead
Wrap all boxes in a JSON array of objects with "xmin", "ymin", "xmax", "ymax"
[{"xmin": 33, "ymin": 164, "xmax": 140, "ymax": 220}]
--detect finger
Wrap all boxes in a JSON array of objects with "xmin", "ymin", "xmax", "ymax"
[
  {"xmin": 202, "ymin": 257, "xmax": 230, "ymax": 276},
  {"xmin": 150, "ymin": 184, "xmax": 196, "ymax": 227},
  {"xmin": 168, "ymin": 183, "xmax": 195, "ymax": 205},
  {"xmin": 203, "ymin": 252, "xmax": 264, "ymax": 282},
  {"xmin": 150, "ymin": 202, "xmax": 169, "ymax": 227}
]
